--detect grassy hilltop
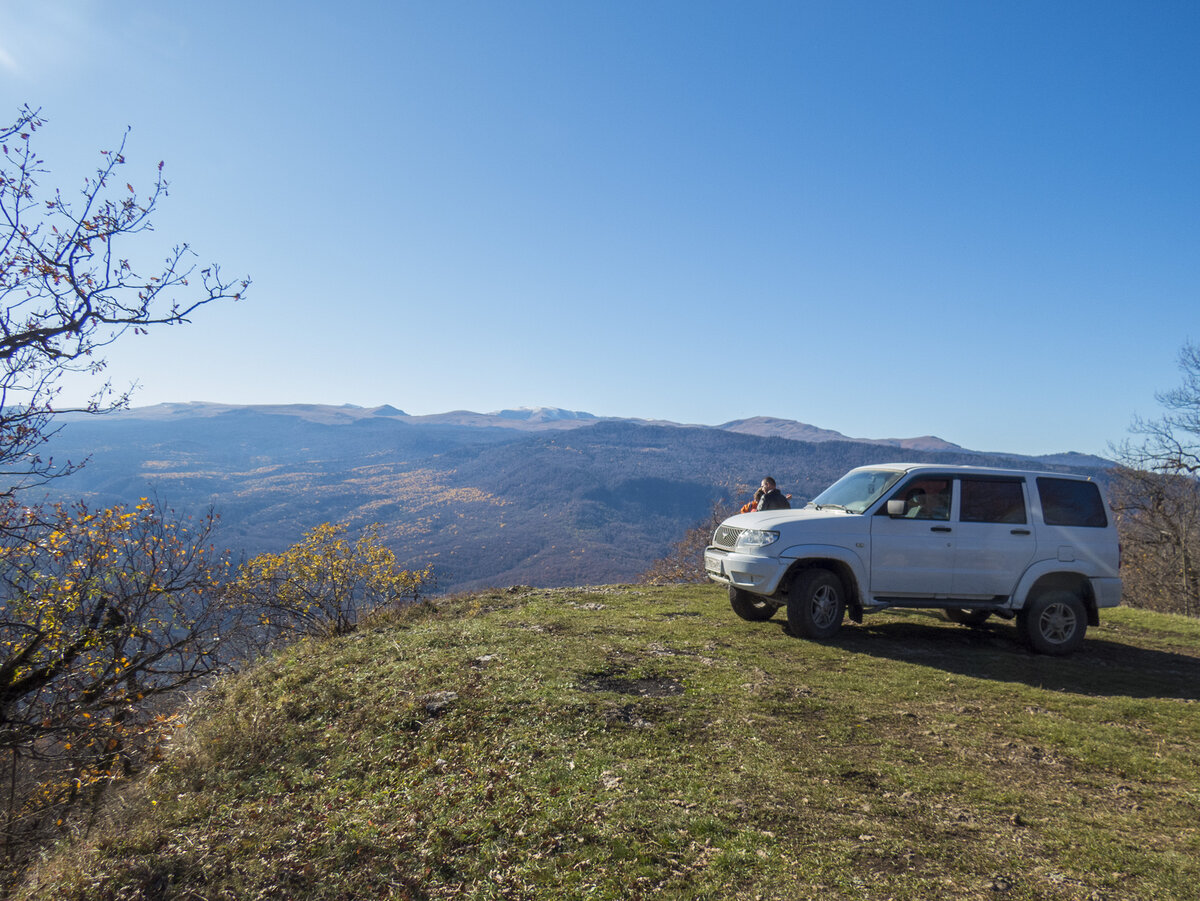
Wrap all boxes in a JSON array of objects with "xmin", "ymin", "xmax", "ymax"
[{"xmin": 22, "ymin": 585, "xmax": 1200, "ymax": 900}]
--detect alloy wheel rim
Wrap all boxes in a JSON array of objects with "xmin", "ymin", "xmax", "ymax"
[
  {"xmin": 1039, "ymin": 603, "xmax": 1077, "ymax": 643},
  {"xmin": 812, "ymin": 585, "xmax": 838, "ymax": 627}
]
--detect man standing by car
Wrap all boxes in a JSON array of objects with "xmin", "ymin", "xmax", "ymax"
[{"xmin": 758, "ymin": 476, "xmax": 791, "ymax": 511}]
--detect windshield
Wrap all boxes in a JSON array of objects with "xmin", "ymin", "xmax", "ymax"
[{"xmin": 809, "ymin": 468, "xmax": 905, "ymax": 514}]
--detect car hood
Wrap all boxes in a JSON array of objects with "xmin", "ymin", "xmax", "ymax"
[{"xmin": 725, "ymin": 507, "xmax": 859, "ymax": 528}]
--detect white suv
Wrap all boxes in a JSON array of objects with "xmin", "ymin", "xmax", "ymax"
[{"xmin": 704, "ymin": 463, "xmax": 1122, "ymax": 655}]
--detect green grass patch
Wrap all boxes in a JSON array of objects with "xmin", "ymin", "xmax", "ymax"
[{"xmin": 19, "ymin": 586, "xmax": 1200, "ymax": 900}]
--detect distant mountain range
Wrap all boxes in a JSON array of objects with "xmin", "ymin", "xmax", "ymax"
[
  {"xmin": 35, "ymin": 403, "xmax": 1113, "ymax": 592},
  {"xmin": 717, "ymin": 416, "xmax": 967, "ymax": 453}
]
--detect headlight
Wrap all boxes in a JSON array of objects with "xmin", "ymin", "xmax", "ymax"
[{"xmin": 735, "ymin": 529, "xmax": 779, "ymax": 551}]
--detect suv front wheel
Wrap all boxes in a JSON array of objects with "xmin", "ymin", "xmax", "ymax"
[
  {"xmin": 1020, "ymin": 590, "xmax": 1087, "ymax": 655},
  {"xmin": 729, "ymin": 585, "xmax": 777, "ymax": 621},
  {"xmin": 787, "ymin": 569, "xmax": 846, "ymax": 640}
]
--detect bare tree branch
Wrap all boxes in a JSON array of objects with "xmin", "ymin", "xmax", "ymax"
[
  {"xmin": 1112, "ymin": 340, "xmax": 1200, "ymax": 616},
  {"xmin": 1, "ymin": 105, "xmax": 250, "ymax": 496}
]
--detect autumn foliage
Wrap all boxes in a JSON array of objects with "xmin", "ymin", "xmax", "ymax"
[
  {"xmin": 0, "ymin": 498, "xmax": 234, "ymax": 859},
  {"xmin": 229, "ymin": 521, "xmax": 435, "ymax": 641}
]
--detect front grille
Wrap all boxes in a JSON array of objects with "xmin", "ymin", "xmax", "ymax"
[{"xmin": 713, "ymin": 525, "xmax": 743, "ymax": 550}]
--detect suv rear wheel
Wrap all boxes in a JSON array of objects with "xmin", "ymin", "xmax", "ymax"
[
  {"xmin": 1020, "ymin": 590, "xmax": 1087, "ymax": 655},
  {"xmin": 787, "ymin": 569, "xmax": 846, "ymax": 640}
]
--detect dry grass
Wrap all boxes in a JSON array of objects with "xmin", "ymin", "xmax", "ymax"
[{"xmin": 17, "ymin": 585, "xmax": 1200, "ymax": 900}]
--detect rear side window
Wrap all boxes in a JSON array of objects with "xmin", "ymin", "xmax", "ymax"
[
  {"xmin": 961, "ymin": 478, "xmax": 1027, "ymax": 523},
  {"xmin": 1037, "ymin": 478, "xmax": 1108, "ymax": 527}
]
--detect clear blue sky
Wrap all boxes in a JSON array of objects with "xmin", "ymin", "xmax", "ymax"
[{"xmin": 2, "ymin": 1, "xmax": 1197, "ymax": 457}]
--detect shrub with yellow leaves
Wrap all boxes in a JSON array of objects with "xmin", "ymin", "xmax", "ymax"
[
  {"xmin": 228, "ymin": 521, "xmax": 433, "ymax": 640},
  {"xmin": 0, "ymin": 497, "xmax": 235, "ymax": 854}
]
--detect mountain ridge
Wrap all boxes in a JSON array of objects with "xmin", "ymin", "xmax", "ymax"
[{"xmin": 62, "ymin": 402, "xmax": 1100, "ymax": 461}]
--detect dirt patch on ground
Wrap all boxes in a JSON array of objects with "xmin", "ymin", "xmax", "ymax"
[{"xmin": 579, "ymin": 667, "xmax": 685, "ymax": 698}]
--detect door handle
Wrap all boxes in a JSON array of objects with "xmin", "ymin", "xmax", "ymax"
[
  {"xmin": 931, "ymin": 526, "xmax": 952, "ymax": 533},
  {"xmin": 1011, "ymin": 529, "xmax": 1031, "ymax": 535}
]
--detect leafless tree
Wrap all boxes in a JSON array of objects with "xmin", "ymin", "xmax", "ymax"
[
  {"xmin": 1109, "ymin": 467, "xmax": 1200, "ymax": 615},
  {"xmin": 1, "ymin": 105, "xmax": 249, "ymax": 497},
  {"xmin": 1111, "ymin": 341, "xmax": 1200, "ymax": 615},
  {"xmin": 1117, "ymin": 342, "xmax": 1200, "ymax": 476}
]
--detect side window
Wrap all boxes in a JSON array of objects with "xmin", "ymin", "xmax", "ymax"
[
  {"xmin": 885, "ymin": 478, "xmax": 952, "ymax": 521},
  {"xmin": 961, "ymin": 478, "xmax": 1027, "ymax": 524},
  {"xmin": 1037, "ymin": 478, "xmax": 1108, "ymax": 528}
]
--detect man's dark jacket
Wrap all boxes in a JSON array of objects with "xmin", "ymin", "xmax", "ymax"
[{"xmin": 758, "ymin": 488, "xmax": 790, "ymax": 511}]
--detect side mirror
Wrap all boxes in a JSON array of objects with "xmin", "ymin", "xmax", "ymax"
[{"xmin": 887, "ymin": 499, "xmax": 906, "ymax": 517}]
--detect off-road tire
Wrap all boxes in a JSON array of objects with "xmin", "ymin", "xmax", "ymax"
[
  {"xmin": 729, "ymin": 585, "xmax": 777, "ymax": 621},
  {"xmin": 1019, "ymin": 589, "xmax": 1087, "ymax": 655},
  {"xmin": 787, "ymin": 569, "xmax": 846, "ymax": 640}
]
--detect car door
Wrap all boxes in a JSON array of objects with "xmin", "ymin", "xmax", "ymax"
[
  {"xmin": 869, "ymin": 477, "xmax": 955, "ymax": 597},
  {"xmin": 950, "ymin": 476, "xmax": 1036, "ymax": 598}
]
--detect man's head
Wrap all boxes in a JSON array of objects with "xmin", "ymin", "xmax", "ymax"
[{"xmin": 761, "ymin": 476, "xmax": 777, "ymax": 492}]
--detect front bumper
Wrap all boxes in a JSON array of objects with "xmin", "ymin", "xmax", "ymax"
[{"xmin": 703, "ymin": 547, "xmax": 788, "ymax": 596}]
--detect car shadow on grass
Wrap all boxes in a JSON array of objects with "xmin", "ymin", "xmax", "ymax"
[{"xmin": 785, "ymin": 611, "xmax": 1200, "ymax": 701}]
